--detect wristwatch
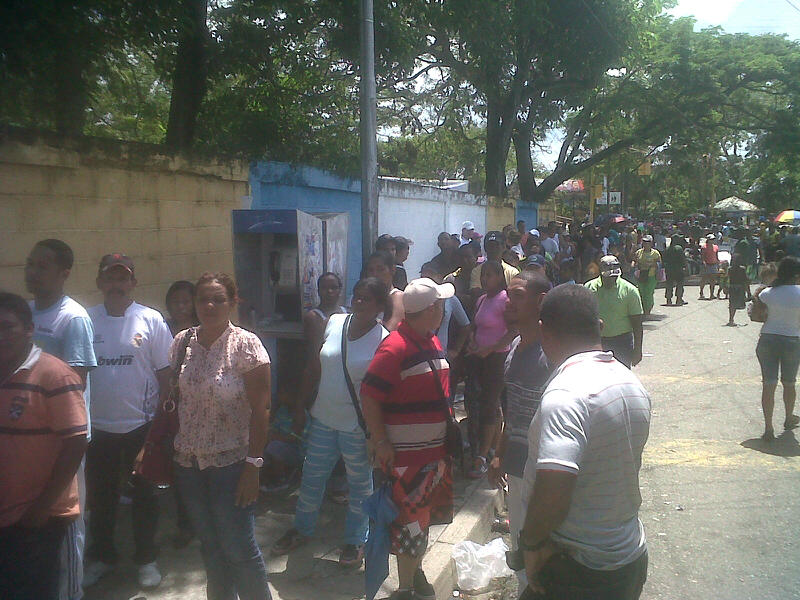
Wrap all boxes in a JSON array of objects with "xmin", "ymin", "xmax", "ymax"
[{"xmin": 245, "ymin": 456, "xmax": 264, "ymax": 468}]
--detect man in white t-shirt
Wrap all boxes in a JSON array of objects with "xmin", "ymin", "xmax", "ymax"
[
  {"xmin": 25, "ymin": 239, "xmax": 97, "ymax": 600},
  {"xmin": 519, "ymin": 284, "xmax": 651, "ymax": 599},
  {"xmin": 84, "ymin": 254, "xmax": 173, "ymax": 590}
]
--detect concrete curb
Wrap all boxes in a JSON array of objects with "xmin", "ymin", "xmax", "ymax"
[
  {"xmin": 376, "ymin": 479, "xmax": 502, "ymax": 599},
  {"xmin": 429, "ymin": 480, "xmax": 503, "ymax": 599}
]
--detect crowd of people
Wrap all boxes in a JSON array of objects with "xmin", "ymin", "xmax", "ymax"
[{"xmin": 1, "ymin": 215, "xmax": 798, "ymax": 600}]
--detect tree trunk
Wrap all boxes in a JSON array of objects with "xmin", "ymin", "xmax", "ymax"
[
  {"xmin": 165, "ymin": 0, "xmax": 208, "ymax": 150},
  {"xmin": 484, "ymin": 98, "xmax": 507, "ymax": 197},
  {"xmin": 53, "ymin": 45, "xmax": 89, "ymax": 136},
  {"xmin": 513, "ymin": 125, "xmax": 536, "ymax": 203}
]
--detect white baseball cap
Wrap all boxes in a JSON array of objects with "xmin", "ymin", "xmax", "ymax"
[
  {"xmin": 403, "ymin": 278, "xmax": 455, "ymax": 313},
  {"xmin": 600, "ymin": 255, "xmax": 622, "ymax": 277},
  {"xmin": 462, "ymin": 221, "xmax": 476, "ymax": 231}
]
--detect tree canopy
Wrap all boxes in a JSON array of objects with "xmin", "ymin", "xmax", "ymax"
[{"xmin": 2, "ymin": 0, "xmax": 800, "ymax": 214}]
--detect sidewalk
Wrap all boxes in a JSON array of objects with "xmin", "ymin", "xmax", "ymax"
[{"xmin": 83, "ymin": 450, "xmax": 500, "ymax": 600}]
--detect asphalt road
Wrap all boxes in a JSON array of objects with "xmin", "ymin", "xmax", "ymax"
[{"xmin": 635, "ymin": 287, "xmax": 800, "ymax": 600}]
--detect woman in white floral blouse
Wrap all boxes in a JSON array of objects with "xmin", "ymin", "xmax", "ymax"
[{"xmin": 171, "ymin": 272, "xmax": 272, "ymax": 600}]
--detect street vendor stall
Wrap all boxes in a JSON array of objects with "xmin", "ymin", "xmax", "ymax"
[{"xmin": 713, "ymin": 197, "xmax": 759, "ymax": 223}]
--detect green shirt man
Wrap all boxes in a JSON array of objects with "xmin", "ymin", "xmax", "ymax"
[{"xmin": 585, "ymin": 256, "xmax": 644, "ymax": 368}]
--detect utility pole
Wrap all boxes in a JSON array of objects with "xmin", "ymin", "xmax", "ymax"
[{"xmin": 359, "ymin": 0, "xmax": 379, "ymax": 262}]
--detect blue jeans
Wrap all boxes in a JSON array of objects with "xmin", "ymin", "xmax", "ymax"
[
  {"xmin": 174, "ymin": 462, "xmax": 271, "ymax": 600},
  {"xmin": 294, "ymin": 418, "xmax": 373, "ymax": 545},
  {"xmin": 756, "ymin": 334, "xmax": 800, "ymax": 385}
]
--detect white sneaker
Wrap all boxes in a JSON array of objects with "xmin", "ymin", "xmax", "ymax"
[
  {"xmin": 83, "ymin": 560, "xmax": 114, "ymax": 587},
  {"xmin": 137, "ymin": 561, "xmax": 162, "ymax": 588}
]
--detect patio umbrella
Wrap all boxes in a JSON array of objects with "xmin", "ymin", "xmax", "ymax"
[
  {"xmin": 774, "ymin": 210, "xmax": 800, "ymax": 225},
  {"xmin": 713, "ymin": 197, "xmax": 759, "ymax": 213}
]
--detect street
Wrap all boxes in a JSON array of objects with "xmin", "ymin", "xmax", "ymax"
[{"xmin": 637, "ymin": 287, "xmax": 800, "ymax": 600}]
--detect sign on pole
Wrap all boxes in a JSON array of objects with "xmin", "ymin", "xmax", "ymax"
[
  {"xmin": 609, "ymin": 191, "xmax": 621, "ymax": 205},
  {"xmin": 596, "ymin": 192, "xmax": 608, "ymax": 205}
]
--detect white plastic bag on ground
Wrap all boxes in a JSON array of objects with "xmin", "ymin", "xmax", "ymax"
[{"xmin": 452, "ymin": 537, "xmax": 514, "ymax": 591}]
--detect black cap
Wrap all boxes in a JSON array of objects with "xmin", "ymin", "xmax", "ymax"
[
  {"xmin": 485, "ymin": 231, "xmax": 503, "ymax": 244},
  {"xmin": 98, "ymin": 253, "xmax": 134, "ymax": 274},
  {"xmin": 524, "ymin": 254, "xmax": 546, "ymax": 268}
]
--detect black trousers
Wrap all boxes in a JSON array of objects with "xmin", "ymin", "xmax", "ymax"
[
  {"xmin": 0, "ymin": 518, "xmax": 69, "ymax": 600},
  {"xmin": 86, "ymin": 423, "xmax": 159, "ymax": 565},
  {"xmin": 602, "ymin": 333, "xmax": 634, "ymax": 369},
  {"xmin": 523, "ymin": 550, "xmax": 648, "ymax": 600}
]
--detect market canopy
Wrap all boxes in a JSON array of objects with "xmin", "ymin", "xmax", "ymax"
[{"xmin": 713, "ymin": 197, "xmax": 759, "ymax": 213}]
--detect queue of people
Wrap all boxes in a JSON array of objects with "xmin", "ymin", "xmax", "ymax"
[{"xmin": 2, "ymin": 222, "xmax": 796, "ymax": 600}]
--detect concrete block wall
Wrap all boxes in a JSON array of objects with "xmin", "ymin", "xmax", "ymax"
[
  {"xmin": 0, "ymin": 129, "xmax": 249, "ymax": 313},
  {"xmin": 486, "ymin": 196, "xmax": 517, "ymax": 232}
]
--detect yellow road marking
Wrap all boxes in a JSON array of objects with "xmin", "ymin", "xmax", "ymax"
[{"xmin": 644, "ymin": 438, "xmax": 800, "ymax": 471}]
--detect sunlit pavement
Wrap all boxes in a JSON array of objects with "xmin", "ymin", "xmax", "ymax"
[{"xmin": 636, "ymin": 288, "xmax": 800, "ymax": 600}]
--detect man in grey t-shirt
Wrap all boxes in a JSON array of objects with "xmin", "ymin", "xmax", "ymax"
[
  {"xmin": 520, "ymin": 284, "xmax": 651, "ymax": 599},
  {"xmin": 487, "ymin": 271, "xmax": 551, "ymax": 595}
]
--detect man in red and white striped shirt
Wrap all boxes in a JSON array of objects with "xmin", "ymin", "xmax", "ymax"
[{"xmin": 361, "ymin": 278, "xmax": 455, "ymax": 600}]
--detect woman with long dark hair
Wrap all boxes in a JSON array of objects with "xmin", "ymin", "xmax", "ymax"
[{"xmin": 754, "ymin": 256, "xmax": 800, "ymax": 441}]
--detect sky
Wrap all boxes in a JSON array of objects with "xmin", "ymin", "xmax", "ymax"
[
  {"xmin": 670, "ymin": 0, "xmax": 800, "ymax": 38},
  {"xmin": 537, "ymin": 0, "xmax": 800, "ymax": 169}
]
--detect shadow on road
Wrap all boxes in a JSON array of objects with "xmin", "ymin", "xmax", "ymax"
[{"xmin": 740, "ymin": 431, "xmax": 800, "ymax": 457}]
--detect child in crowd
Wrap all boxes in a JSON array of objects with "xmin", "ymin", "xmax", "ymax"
[
  {"xmin": 260, "ymin": 404, "xmax": 308, "ymax": 494},
  {"xmin": 717, "ymin": 260, "xmax": 730, "ymax": 300},
  {"xmin": 727, "ymin": 254, "xmax": 751, "ymax": 326}
]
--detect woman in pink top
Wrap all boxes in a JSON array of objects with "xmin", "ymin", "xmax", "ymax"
[{"xmin": 467, "ymin": 260, "xmax": 511, "ymax": 478}]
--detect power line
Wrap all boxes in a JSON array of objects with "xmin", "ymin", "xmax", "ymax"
[{"xmin": 783, "ymin": 0, "xmax": 800, "ymax": 16}]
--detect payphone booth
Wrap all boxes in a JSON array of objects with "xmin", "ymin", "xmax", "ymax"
[{"xmin": 232, "ymin": 209, "xmax": 348, "ymax": 397}]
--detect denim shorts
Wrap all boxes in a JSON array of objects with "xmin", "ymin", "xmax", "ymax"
[{"xmin": 756, "ymin": 334, "xmax": 800, "ymax": 384}]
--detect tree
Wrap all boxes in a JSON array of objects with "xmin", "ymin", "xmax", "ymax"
[
  {"xmin": 391, "ymin": 0, "xmax": 662, "ymax": 197},
  {"xmin": 165, "ymin": 0, "xmax": 209, "ymax": 150}
]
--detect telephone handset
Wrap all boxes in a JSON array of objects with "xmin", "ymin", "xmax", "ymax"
[{"xmin": 268, "ymin": 247, "xmax": 298, "ymax": 292}]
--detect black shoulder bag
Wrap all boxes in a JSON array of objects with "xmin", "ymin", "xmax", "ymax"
[
  {"xmin": 407, "ymin": 337, "xmax": 464, "ymax": 467},
  {"xmin": 341, "ymin": 314, "xmax": 369, "ymax": 434}
]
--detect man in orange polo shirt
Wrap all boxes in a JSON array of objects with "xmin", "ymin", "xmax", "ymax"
[{"xmin": 0, "ymin": 292, "xmax": 88, "ymax": 600}]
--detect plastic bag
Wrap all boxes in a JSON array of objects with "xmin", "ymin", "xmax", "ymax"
[{"xmin": 452, "ymin": 537, "xmax": 514, "ymax": 591}]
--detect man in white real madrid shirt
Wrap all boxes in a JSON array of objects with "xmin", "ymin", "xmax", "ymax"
[{"xmin": 84, "ymin": 254, "xmax": 173, "ymax": 590}]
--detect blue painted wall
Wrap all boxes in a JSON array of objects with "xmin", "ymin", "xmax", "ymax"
[
  {"xmin": 516, "ymin": 201, "xmax": 539, "ymax": 230},
  {"xmin": 249, "ymin": 162, "xmax": 363, "ymax": 294}
]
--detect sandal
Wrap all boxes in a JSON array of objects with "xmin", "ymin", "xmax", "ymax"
[
  {"xmin": 784, "ymin": 415, "xmax": 800, "ymax": 430},
  {"xmin": 271, "ymin": 528, "xmax": 308, "ymax": 556},
  {"xmin": 761, "ymin": 430, "xmax": 775, "ymax": 442}
]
